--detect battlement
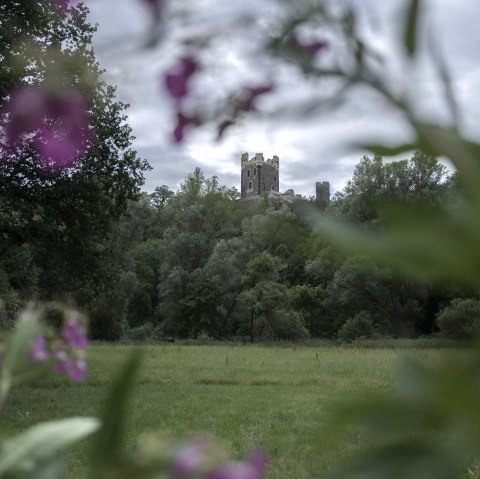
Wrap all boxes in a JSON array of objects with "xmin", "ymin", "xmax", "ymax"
[{"xmin": 241, "ymin": 152, "xmax": 279, "ymax": 170}]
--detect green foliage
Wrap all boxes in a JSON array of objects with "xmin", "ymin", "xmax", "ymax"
[
  {"xmin": 337, "ymin": 311, "xmax": 375, "ymax": 342},
  {"xmin": 289, "ymin": 285, "xmax": 330, "ymax": 337},
  {"xmin": 0, "ymin": 417, "xmax": 100, "ymax": 477},
  {"xmin": 0, "ymin": 1, "xmax": 149, "ymax": 337},
  {"xmin": 436, "ymin": 298, "xmax": 480, "ymax": 340}
]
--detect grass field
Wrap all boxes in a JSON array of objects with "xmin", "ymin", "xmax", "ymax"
[{"xmin": 2, "ymin": 343, "xmax": 451, "ymax": 478}]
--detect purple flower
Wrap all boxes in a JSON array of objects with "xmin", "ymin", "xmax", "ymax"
[
  {"xmin": 29, "ymin": 335, "xmax": 50, "ymax": 363},
  {"xmin": 207, "ymin": 452, "xmax": 268, "ymax": 479},
  {"xmin": 164, "ymin": 57, "xmax": 198, "ymax": 103},
  {"xmin": 171, "ymin": 439, "xmax": 210, "ymax": 478},
  {"xmin": 5, "ymin": 87, "xmax": 90, "ymax": 169},
  {"xmin": 65, "ymin": 358, "xmax": 87, "ymax": 383},
  {"xmin": 62, "ymin": 314, "xmax": 88, "ymax": 349},
  {"xmin": 239, "ymin": 85, "xmax": 274, "ymax": 112},
  {"xmin": 54, "ymin": 350, "xmax": 69, "ymax": 373},
  {"xmin": 173, "ymin": 112, "xmax": 201, "ymax": 143}
]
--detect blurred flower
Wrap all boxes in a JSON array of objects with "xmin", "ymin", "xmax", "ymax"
[
  {"xmin": 207, "ymin": 451, "xmax": 268, "ymax": 479},
  {"xmin": 29, "ymin": 334, "xmax": 50, "ymax": 363},
  {"xmin": 53, "ymin": 350, "xmax": 69, "ymax": 373},
  {"xmin": 63, "ymin": 313, "xmax": 88, "ymax": 349},
  {"xmin": 171, "ymin": 439, "xmax": 211, "ymax": 478},
  {"xmin": 64, "ymin": 358, "xmax": 87, "ymax": 383},
  {"xmin": 54, "ymin": 353, "xmax": 87, "ymax": 382},
  {"xmin": 239, "ymin": 85, "xmax": 274, "ymax": 112},
  {"xmin": 173, "ymin": 112, "xmax": 201, "ymax": 143},
  {"xmin": 5, "ymin": 86, "xmax": 90, "ymax": 169},
  {"xmin": 164, "ymin": 57, "xmax": 198, "ymax": 103}
]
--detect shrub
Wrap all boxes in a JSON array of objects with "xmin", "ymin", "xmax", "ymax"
[
  {"xmin": 338, "ymin": 311, "xmax": 375, "ymax": 342},
  {"xmin": 127, "ymin": 322, "xmax": 154, "ymax": 341},
  {"xmin": 436, "ymin": 298, "xmax": 480, "ymax": 339}
]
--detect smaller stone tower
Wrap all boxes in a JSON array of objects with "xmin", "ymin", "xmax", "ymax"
[
  {"xmin": 241, "ymin": 152, "xmax": 279, "ymax": 198},
  {"xmin": 315, "ymin": 181, "xmax": 330, "ymax": 205}
]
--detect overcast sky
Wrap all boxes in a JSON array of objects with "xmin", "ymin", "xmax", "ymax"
[{"xmin": 87, "ymin": 0, "xmax": 480, "ymax": 196}]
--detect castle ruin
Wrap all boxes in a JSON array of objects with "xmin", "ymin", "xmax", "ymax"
[
  {"xmin": 241, "ymin": 152, "xmax": 279, "ymax": 198},
  {"xmin": 240, "ymin": 152, "xmax": 330, "ymax": 205}
]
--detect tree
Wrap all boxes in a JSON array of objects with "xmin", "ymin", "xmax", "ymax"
[
  {"xmin": 328, "ymin": 152, "xmax": 452, "ymax": 226},
  {"xmin": 0, "ymin": 1, "xmax": 150, "ymax": 330}
]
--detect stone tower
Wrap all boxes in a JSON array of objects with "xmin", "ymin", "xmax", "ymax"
[
  {"xmin": 240, "ymin": 152, "xmax": 279, "ymax": 198},
  {"xmin": 315, "ymin": 181, "xmax": 330, "ymax": 204}
]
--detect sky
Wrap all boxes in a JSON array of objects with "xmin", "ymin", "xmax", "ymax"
[{"xmin": 86, "ymin": 0, "xmax": 480, "ymax": 197}]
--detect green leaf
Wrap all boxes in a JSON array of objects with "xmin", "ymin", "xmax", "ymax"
[
  {"xmin": 404, "ymin": 0, "xmax": 421, "ymax": 56},
  {"xmin": 2, "ymin": 308, "xmax": 41, "ymax": 376},
  {"xmin": 88, "ymin": 349, "xmax": 142, "ymax": 478},
  {"xmin": 0, "ymin": 417, "xmax": 100, "ymax": 475}
]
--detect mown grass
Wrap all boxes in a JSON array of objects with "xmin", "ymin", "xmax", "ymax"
[{"xmin": 2, "ymin": 344, "xmax": 454, "ymax": 478}]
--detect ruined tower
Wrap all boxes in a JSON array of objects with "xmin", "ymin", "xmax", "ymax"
[
  {"xmin": 240, "ymin": 152, "xmax": 279, "ymax": 199},
  {"xmin": 315, "ymin": 181, "xmax": 330, "ymax": 205}
]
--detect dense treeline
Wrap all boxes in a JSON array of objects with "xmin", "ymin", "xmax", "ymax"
[
  {"xmin": 101, "ymin": 153, "xmax": 464, "ymax": 342},
  {"xmin": 0, "ymin": 3, "xmax": 471, "ymax": 341},
  {"xmin": 2, "ymin": 151, "xmax": 462, "ymax": 342}
]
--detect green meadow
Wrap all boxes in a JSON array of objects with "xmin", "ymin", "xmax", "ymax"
[{"xmin": 2, "ymin": 344, "xmax": 449, "ymax": 478}]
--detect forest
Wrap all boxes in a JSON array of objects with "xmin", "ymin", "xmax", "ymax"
[{"xmin": 1, "ymin": 143, "xmax": 469, "ymax": 342}]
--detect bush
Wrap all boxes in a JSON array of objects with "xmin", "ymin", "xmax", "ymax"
[
  {"xmin": 126, "ymin": 322, "xmax": 154, "ymax": 341},
  {"xmin": 436, "ymin": 298, "xmax": 480, "ymax": 339},
  {"xmin": 338, "ymin": 311, "xmax": 375, "ymax": 342}
]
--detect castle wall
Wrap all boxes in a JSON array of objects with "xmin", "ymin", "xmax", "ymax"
[
  {"xmin": 315, "ymin": 181, "xmax": 330, "ymax": 204},
  {"xmin": 240, "ymin": 152, "xmax": 279, "ymax": 198}
]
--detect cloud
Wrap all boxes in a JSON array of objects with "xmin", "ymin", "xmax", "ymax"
[{"xmin": 88, "ymin": 0, "xmax": 480, "ymax": 196}]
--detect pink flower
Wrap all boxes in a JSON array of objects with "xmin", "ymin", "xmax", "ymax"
[
  {"xmin": 62, "ymin": 314, "xmax": 88, "ymax": 349},
  {"xmin": 5, "ymin": 87, "xmax": 90, "ymax": 169},
  {"xmin": 207, "ymin": 452, "xmax": 268, "ymax": 479},
  {"xmin": 164, "ymin": 57, "xmax": 199, "ymax": 103},
  {"xmin": 239, "ymin": 85, "xmax": 274, "ymax": 112},
  {"xmin": 29, "ymin": 335, "xmax": 50, "ymax": 363}
]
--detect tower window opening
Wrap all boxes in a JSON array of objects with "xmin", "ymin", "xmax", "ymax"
[
  {"xmin": 274, "ymin": 176, "xmax": 276, "ymax": 180},
  {"xmin": 249, "ymin": 181, "xmax": 252, "ymax": 189},
  {"xmin": 247, "ymin": 169, "xmax": 250, "ymax": 177},
  {"xmin": 254, "ymin": 168, "xmax": 256, "ymax": 176}
]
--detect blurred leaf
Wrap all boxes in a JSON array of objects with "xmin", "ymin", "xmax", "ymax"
[
  {"xmin": 0, "ymin": 417, "xmax": 100, "ymax": 475},
  {"xmin": 11, "ymin": 360, "xmax": 56, "ymax": 386},
  {"xmin": 322, "ymin": 443, "xmax": 458, "ymax": 479},
  {"xmin": 305, "ymin": 205, "xmax": 480, "ymax": 289},
  {"xmin": 428, "ymin": 34, "xmax": 459, "ymax": 125},
  {"xmin": 88, "ymin": 349, "xmax": 142, "ymax": 478},
  {"xmin": 360, "ymin": 143, "xmax": 419, "ymax": 157},
  {"xmin": 27, "ymin": 458, "xmax": 68, "ymax": 479},
  {"xmin": 2, "ymin": 308, "xmax": 41, "ymax": 376},
  {"xmin": 404, "ymin": 0, "xmax": 421, "ymax": 56}
]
